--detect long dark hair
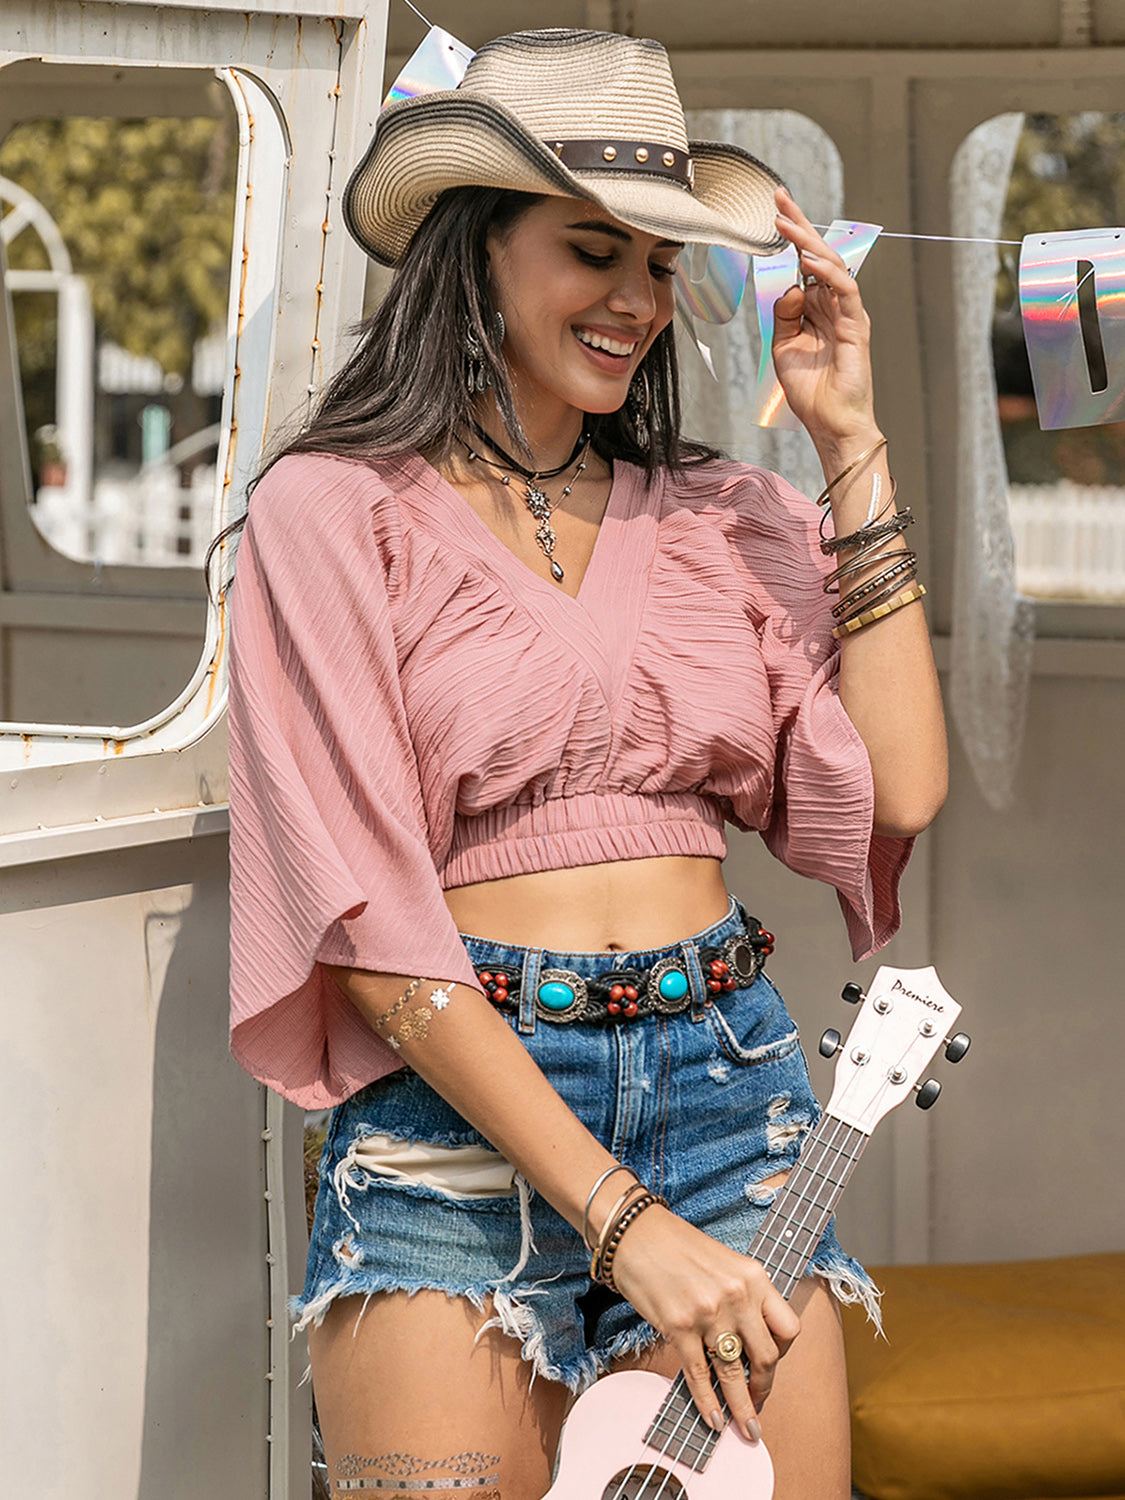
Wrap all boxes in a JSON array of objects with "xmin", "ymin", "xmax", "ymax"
[{"xmin": 207, "ymin": 185, "xmax": 717, "ymax": 587}]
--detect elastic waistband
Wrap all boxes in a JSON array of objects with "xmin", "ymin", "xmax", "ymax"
[
  {"xmin": 440, "ymin": 791, "xmax": 727, "ymax": 890},
  {"xmin": 458, "ymin": 900, "xmax": 775, "ymax": 1034}
]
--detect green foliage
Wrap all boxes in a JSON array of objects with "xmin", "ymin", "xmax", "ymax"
[{"xmin": 1, "ymin": 107, "xmax": 237, "ymax": 387}]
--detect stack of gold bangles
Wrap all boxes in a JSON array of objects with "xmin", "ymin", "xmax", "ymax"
[
  {"xmin": 583, "ymin": 1166, "xmax": 668, "ymax": 1291},
  {"xmin": 816, "ymin": 437, "xmax": 927, "ymax": 639}
]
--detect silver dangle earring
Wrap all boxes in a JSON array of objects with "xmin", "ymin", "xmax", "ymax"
[
  {"xmin": 464, "ymin": 312, "xmax": 505, "ymax": 395},
  {"xmin": 627, "ymin": 366, "xmax": 651, "ymax": 451},
  {"xmin": 464, "ymin": 320, "xmax": 488, "ymax": 395}
]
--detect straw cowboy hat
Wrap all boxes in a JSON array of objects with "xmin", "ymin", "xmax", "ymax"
[{"xmin": 344, "ymin": 28, "xmax": 788, "ymax": 265}]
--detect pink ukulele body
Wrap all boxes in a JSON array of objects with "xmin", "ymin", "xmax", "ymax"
[
  {"xmin": 544, "ymin": 967, "xmax": 966, "ymax": 1500},
  {"xmin": 547, "ymin": 1369, "xmax": 773, "ymax": 1499}
]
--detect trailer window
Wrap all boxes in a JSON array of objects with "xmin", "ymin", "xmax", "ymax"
[
  {"xmin": 1, "ymin": 92, "xmax": 237, "ymax": 572},
  {"xmin": 991, "ymin": 113, "xmax": 1125, "ymax": 605}
]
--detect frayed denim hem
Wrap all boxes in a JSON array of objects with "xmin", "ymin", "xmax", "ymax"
[
  {"xmin": 289, "ymin": 1274, "xmax": 604, "ymax": 1394},
  {"xmin": 810, "ymin": 1245, "xmax": 884, "ymax": 1336}
]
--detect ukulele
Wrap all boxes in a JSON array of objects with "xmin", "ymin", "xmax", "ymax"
[{"xmin": 545, "ymin": 966, "xmax": 969, "ymax": 1500}]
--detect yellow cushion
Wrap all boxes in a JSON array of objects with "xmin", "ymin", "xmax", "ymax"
[{"xmin": 842, "ymin": 1254, "xmax": 1125, "ymax": 1500}]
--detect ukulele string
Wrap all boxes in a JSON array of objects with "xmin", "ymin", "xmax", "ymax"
[
  {"xmin": 755, "ymin": 1018, "xmax": 924, "ymax": 1292},
  {"xmin": 603, "ymin": 1367, "xmax": 724, "ymax": 1500},
  {"xmin": 755, "ymin": 1116, "xmax": 863, "ymax": 1294}
]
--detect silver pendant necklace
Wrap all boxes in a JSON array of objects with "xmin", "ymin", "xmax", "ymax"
[{"xmin": 461, "ymin": 434, "xmax": 590, "ymax": 583}]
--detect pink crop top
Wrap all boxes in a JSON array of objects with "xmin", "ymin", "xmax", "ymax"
[{"xmin": 228, "ymin": 450, "xmax": 911, "ymax": 1107}]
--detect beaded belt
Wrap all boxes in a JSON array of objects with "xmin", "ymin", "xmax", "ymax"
[{"xmin": 476, "ymin": 915, "xmax": 775, "ymax": 1026}]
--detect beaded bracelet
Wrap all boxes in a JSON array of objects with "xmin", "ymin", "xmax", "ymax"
[
  {"xmin": 835, "ymin": 570, "xmax": 923, "ymax": 628},
  {"xmin": 833, "ymin": 582, "xmax": 927, "ymax": 639},
  {"xmin": 591, "ymin": 1190, "xmax": 667, "ymax": 1290},
  {"xmin": 833, "ymin": 553, "xmax": 918, "ymax": 618},
  {"xmin": 589, "ymin": 1180, "xmax": 650, "ymax": 1265}
]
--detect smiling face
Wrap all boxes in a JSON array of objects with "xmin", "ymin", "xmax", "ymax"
[{"xmin": 485, "ymin": 195, "xmax": 681, "ymax": 429}]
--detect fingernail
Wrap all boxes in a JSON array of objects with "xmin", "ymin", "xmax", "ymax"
[
  {"xmin": 802, "ymin": 250, "xmax": 823, "ymax": 261},
  {"xmin": 710, "ymin": 1410, "xmax": 725, "ymax": 1431},
  {"xmin": 744, "ymin": 1418, "xmax": 762, "ymax": 1442}
]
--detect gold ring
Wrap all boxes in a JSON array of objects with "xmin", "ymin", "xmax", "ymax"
[{"xmin": 708, "ymin": 1331, "xmax": 743, "ymax": 1364}]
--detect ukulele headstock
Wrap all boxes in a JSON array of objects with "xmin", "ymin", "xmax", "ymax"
[{"xmin": 820, "ymin": 966, "xmax": 967, "ymax": 1134}]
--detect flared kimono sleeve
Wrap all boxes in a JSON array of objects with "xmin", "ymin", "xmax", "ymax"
[
  {"xmin": 725, "ymin": 469, "xmax": 913, "ymax": 959},
  {"xmin": 227, "ymin": 454, "xmax": 482, "ymax": 1108}
]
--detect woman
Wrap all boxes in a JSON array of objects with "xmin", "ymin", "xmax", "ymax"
[{"xmin": 227, "ymin": 27, "xmax": 946, "ymax": 1500}]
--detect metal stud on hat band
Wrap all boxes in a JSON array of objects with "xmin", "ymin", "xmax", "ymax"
[{"xmin": 550, "ymin": 138, "xmax": 694, "ymax": 189}]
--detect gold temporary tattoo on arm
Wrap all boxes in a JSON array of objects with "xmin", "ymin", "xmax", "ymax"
[
  {"xmin": 385, "ymin": 985, "xmax": 457, "ymax": 1051},
  {"xmin": 372, "ymin": 978, "xmax": 424, "ymax": 1033}
]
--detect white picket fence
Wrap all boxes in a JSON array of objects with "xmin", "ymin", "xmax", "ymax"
[
  {"xmin": 33, "ymin": 463, "xmax": 217, "ymax": 566},
  {"xmin": 1008, "ymin": 483, "xmax": 1125, "ymax": 601}
]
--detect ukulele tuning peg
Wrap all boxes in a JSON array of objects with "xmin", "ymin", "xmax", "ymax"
[
  {"xmin": 944, "ymin": 1032, "xmax": 971, "ymax": 1063},
  {"xmin": 914, "ymin": 1078, "xmax": 942, "ymax": 1110},
  {"xmin": 841, "ymin": 982, "xmax": 865, "ymax": 1005},
  {"xmin": 818, "ymin": 1028, "xmax": 842, "ymax": 1058}
]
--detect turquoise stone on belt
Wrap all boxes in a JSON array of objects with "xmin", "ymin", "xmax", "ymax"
[
  {"xmin": 539, "ymin": 979, "xmax": 578, "ymax": 1012},
  {"xmin": 657, "ymin": 968, "xmax": 689, "ymax": 1001}
]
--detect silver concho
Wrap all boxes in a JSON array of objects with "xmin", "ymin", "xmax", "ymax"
[
  {"xmin": 535, "ymin": 969, "xmax": 589, "ymax": 1023},
  {"xmin": 722, "ymin": 934, "xmax": 763, "ymax": 987},
  {"xmin": 647, "ymin": 955, "xmax": 692, "ymax": 1014}
]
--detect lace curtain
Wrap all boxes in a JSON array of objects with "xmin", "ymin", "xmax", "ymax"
[
  {"xmin": 681, "ymin": 110, "xmax": 843, "ymax": 503},
  {"xmin": 950, "ymin": 114, "xmax": 1034, "ymax": 810}
]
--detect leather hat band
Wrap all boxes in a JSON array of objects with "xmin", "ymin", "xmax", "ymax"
[{"xmin": 549, "ymin": 138, "xmax": 694, "ymax": 190}]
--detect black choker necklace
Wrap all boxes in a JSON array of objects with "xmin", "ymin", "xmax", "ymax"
[{"xmin": 468, "ymin": 419, "xmax": 590, "ymax": 481}]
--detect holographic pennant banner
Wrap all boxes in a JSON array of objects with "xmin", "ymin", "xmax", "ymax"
[
  {"xmin": 751, "ymin": 220, "xmax": 883, "ymax": 429},
  {"xmin": 673, "ymin": 245, "xmax": 752, "ymax": 378},
  {"xmin": 674, "ymin": 245, "xmax": 752, "ymax": 325},
  {"xmin": 1018, "ymin": 228, "xmax": 1125, "ymax": 430},
  {"xmin": 382, "ymin": 26, "xmax": 475, "ymax": 110}
]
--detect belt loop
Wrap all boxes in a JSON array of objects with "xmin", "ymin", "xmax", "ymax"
[
  {"xmin": 680, "ymin": 941, "xmax": 708, "ymax": 1023},
  {"xmin": 519, "ymin": 948, "xmax": 542, "ymax": 1034}
]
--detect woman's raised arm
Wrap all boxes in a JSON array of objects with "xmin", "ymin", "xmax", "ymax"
[{"xmin": 770, "ymin": 187, "xmax": 948, "ymax": 838}]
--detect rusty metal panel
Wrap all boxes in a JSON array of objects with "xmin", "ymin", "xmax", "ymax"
[{"xmin": 0, "ymin": 1, "xmax": 384, "ymax": 801}]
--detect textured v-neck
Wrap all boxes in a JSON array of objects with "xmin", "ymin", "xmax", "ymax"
[{"xmin": 401, "ymin": 449, "xmax": 660, "ymax": 712}]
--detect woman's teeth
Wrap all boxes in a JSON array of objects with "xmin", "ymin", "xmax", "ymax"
[{"xmin": 577, "ymin": 330, "xmax": 636, "ymax": 357}]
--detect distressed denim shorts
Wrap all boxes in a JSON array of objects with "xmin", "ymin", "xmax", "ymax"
[{"xmin": 295, "ymin": 901, "xmax": 878, "ymax": 1391}]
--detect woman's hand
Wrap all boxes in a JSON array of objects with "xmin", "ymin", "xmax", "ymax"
[
  {"xmin": 609, "ymin": 1203, "xmax": 801, "ymax": 1440},
  {"xmin": 770, "ymin": 185, "xmax": 880, "ymax": 450}
]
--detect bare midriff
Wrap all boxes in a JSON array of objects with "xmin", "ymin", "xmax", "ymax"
[{"xmin": 443, "ymin": 854, "xmax": 731, "ymax": 953}]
